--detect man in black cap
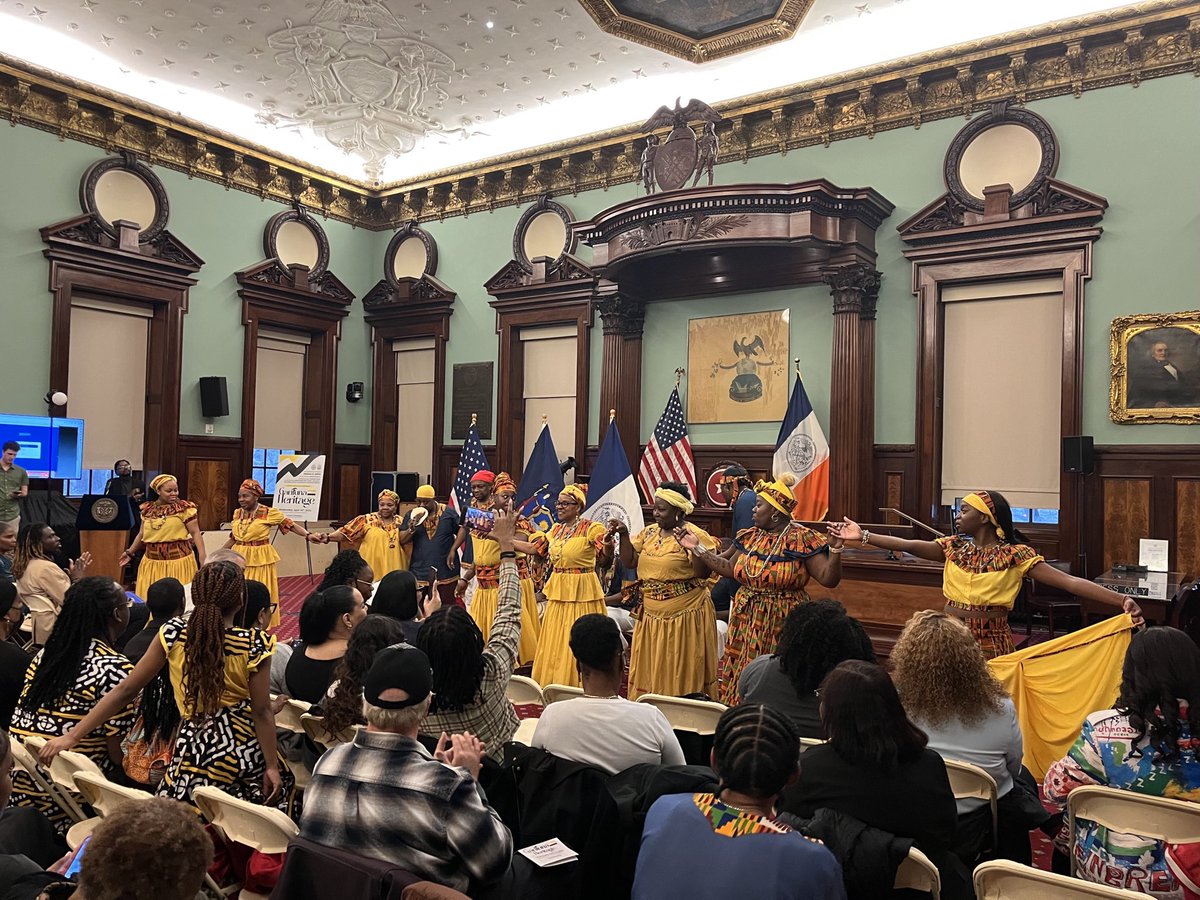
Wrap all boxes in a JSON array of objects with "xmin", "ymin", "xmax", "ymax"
[{"xmin": 298, "ymin": 644, "xmax": 513, "ymax": 893}]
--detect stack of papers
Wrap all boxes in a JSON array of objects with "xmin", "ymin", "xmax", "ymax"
[{"xmin": 518, "ymin": 838, "xmax": 578, "ymax": 868}]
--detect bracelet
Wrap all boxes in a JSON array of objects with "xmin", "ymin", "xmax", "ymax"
[
  {"xmin": 860, "ymin": 530, "xmax": 871, "ymax": 547},
  {"xmin": 499, "ymin": 551, "xmax": 516, "ymax": 560},
  {"xmin": 829, "ymin": 545, "xmax": 844, "ymax": 554}
]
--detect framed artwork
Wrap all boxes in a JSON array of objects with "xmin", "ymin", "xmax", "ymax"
[
  {"xmin": 1110, "ymin": 311, "xmax": 1200, "ymax": 424},
  {"xmin": 687, "ymin": 310, "xmax": 789, "ymax": 423}
]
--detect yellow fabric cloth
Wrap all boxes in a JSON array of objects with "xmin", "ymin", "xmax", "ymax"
[
  {"xmin": 936, "ymin": 537, "xmax": 1044, "ymax": 610},
  {"xmin": 231, "ymin": 506, "xmax": 294, "ymax": 628},
  {"xmin": 160, "ymin": 623, "xmax": 275, "ymax": 717},
  {"xmin": 627, "ymin": 523, "xmax": 718, "ymax": 699},
  {"xmin": 136, "ymin": 503, "xmax": 198, "ymax": 599},
  {"xmin": 988, "ymin": 614, "xmax": 1135, "ymax": 780},
  {"xmin": 466, "ymin": 529, "xmax": 541, "ymax": 665},
  {"xmin": 532, "ymin": 597, "xmax": 606, "ymax": 688},
  {"xmin": 532, "ymin": 518, "xmax": 607, "ymax": 687},
  {"xmin": 341, "ymin": 513, "xmax": 408, "ymax": 579}
]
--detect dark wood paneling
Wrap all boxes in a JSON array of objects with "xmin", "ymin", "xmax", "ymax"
[
  {"xmin": 1177, "ymin": 479, "xmax": 1200, "ymax": 580},
  {"xmin": 872, "ymin": 444, "xmax": 918, "ymax": 526},
  {"xmin": 1100, "ymin": 477, "xmax": 1151, "ymax": 572},
  {"xmin": 333, "ymin": 443, "xmax": 371, "ymax": 521},
  {"xmin": 176, "ymin": 435, "xmax": 242, "ymax": 531}
]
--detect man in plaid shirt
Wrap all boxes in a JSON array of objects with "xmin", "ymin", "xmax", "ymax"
[{"xmin": 299, "ymin": 643, "xmax": 513, "ymax": 892}]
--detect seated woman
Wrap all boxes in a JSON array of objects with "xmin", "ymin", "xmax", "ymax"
[
  {"xmin": 285, "ymin": 584, "xmax": 367, "ymax": 704},
  {"xmin": 370, "ymin": 569, "xmax": 429, "ymax": 644},
  {"xmin": 321, "ymin": 615, "xmax": 408, "ymax": 736},
  {"xmin": 633, "ymin": 704, "xmax": 845, "ymax": 900},
  {"xmin": 10, "ymin": 577, "xmax": 134, "ymax": 830},
  {"xmin": 779, "ymin": 660, "xmax": 966, "ymax": 898},
  {"xmin": 1043, "ymin": 627, "xmax": 1200, "ymax": 898},
  {"xmin": 0, "ymin": 581, "xmax": 31, "ymax": 730},
  {"xmin": 891, "ymin": 610, "xmax": 1048, "ymax": 864},
  {"xmin": 318, "ymin": 549, "xmax": 375, "ymax": 606},
  {"xmin": 532, "ymin": 614, "xmax": 685, "ymax": 775},
  {"xmin": 12, "ymin": 524, "xmax": 89, "ymax": 645},
  {"xmin": 737, "ymin": 599, "xmax": 875, "ymax": 739}
]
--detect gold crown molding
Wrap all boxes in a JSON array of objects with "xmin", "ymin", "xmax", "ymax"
[
  {"xmin": 1, "ymin": 2, "xmax": 1197, "ymax": 230},
  {"xmin": 577, "ymin": 0, "xmax": 816, "ymax": 64}
]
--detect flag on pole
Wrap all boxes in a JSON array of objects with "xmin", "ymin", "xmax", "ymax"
[
  {"xmin": 773, "ymin": 370, "xmax": 830, "ymax": 521},
  {"xmin": 585, "ymin": 418, "xmax": 645, "ymax": 535},
  {"xmin": 516, "ymin": 422, "xmax": 564, "ymax": 535},
  {"xmin": 637, "ymin": 386, "xmax": 697, "ymax": 503},
  {"xmin": 450, "ymin": 422, "xmax": 490, "ymax": 515}
]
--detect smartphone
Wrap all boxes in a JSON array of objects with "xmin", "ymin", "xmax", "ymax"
[
  {"xmin": 65, "ymin": 836, "xmax": 91, "ymax": 879},
  {"xmin": 465, "ymin": 507, "xmax": 495, "ymax": 535}
]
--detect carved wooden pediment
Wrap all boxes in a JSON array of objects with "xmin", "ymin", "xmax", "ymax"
[
  {"xmin": 485, "ymin": 253, "xmax": 596, "ymax": 296},
  {"xmin": 235, "ymin": 259, "xmax": 353, "ymax": 319},
  {"xmin": 42, "ymin": 214, "xmax": 204, "ymax": 276}
]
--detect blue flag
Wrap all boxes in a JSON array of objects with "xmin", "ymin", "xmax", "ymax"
[
  {"xmin": 516, "ymin": 423, "xmax": 564, "ymax": 535},
  {"xmin": 585, "ymin": 420, "xmax": 644, "ymax": 534}
]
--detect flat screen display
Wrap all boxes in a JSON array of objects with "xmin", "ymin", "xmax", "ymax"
[{"xmin": 0, "ymin": 413, "xmax": 85, "ymax": 479}]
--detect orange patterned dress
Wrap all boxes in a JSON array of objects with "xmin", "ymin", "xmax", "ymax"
[{"xmin": 718, "ymin": 523, "xmax": 829, "ymax": 705}]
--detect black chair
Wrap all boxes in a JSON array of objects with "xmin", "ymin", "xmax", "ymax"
[{"xmin": 1019, "ymin": 560, "xmax": 1080, "ymax": 640}]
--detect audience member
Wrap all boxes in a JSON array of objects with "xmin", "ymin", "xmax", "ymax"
[
  {"xmin": 102, "ymin": 459, "xmax": 145, "ymax": 500},
  {"xmin": 633, "ymin": 704, "xmax": 845, "ymax": 900},
  {"xmin": 0, "ymin": 443, "xmax": 27, "ymax": 533},
  {"xmin": 322, "ymin": 615, "xmax": 408, "ymax": 736},
  {"xmin": 0, "ymin": 729, "xmax": 62, "ymax": 870},
  {"xmin": 891, "ymin": 610, "xmax": 1049, "ymax": 864},
  {"xmin": 533, "ymin": 613, "xmax": 684, "ymax": 775},
  {"xmin": 370, "ymin": 569, "xmax": 429, "ymax": 644},
  {"xmin": 122, "ymin": 577, "xmax": 185, "ymax": 663},
  {"xmin": 0, "ymin": 520, "xmax": 16, "ymax": 582},
  {"xmin": 0, "ymin": 583, "xmax": 30, "ymax": 729},
  {"xmin": 319, "ymin": 549, "xmax": 375, "ymax": 605},
  {"xmin": 286, "ymin": 584, "xmax": 367, "ymax": 704},
  {"xmin": 737, "ymin": 599, "xmax": 875, "ymax": 738},
  {"xmin": 11, "ymin": 577, "xmax": 134, "ymax": 830},
  {"xmin": 779, "ymin": 660, "xmax": 964, "ymax": 896},
  {"xmin": 300, "ymin": 644, "xmax": 512, "ymax": 893},
  {"xmin": 40, "ymin": 562, "xmax": 295, "ymax": 813},
  {"xmin": 417, "ymin": 509, "xmax": 522, "ymax": 757},
  {"xmin": 12, "ymin": 524, "xmax": 89, "ymax": 644},
  {"xmin": 182, "ymin": 547, "xmax": 245, "ymax": 611},
  {"xmin": 1044, "ymin": 627, "xmax": 1200, "ymax": 897}
]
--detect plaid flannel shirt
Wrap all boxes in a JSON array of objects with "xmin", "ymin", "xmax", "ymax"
[
  {"xmin": 299, "ymin": 730, "xmax": 512, "ymax": 891},
  {"xmin": 423, "ymin": 559, "xmax": 520, "ymax": 757}
]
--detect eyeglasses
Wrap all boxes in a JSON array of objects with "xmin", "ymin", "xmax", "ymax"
[
  {"xmin": 267, "ymin": 603, "xmax": 279, "ymax": 615},
  {"xmin": 354, "ymin": 578, "xmax": 373, "ymax": 590}
]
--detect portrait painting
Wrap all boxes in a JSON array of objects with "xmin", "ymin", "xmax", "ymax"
[
  {"xmin": 687, "ymin": 310, "xmax": 789, "ymax": 423},
  {"xmin": 1110, "ymin": 311, "xmax": 1200, "ymax": 424}
]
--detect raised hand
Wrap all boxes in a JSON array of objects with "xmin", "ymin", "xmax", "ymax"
[
  {"xmin": 492, "ymin": 508, "xmax": 516, "ymax": 550},
  {"xmin": 828, "ymin": 517, "xmax": 863, "ymax": 544},
  {"xmin": 68, "ymin": 553, "xmax": 92, "ymax": 581},
  {"xmin": 674, "ymin": 528, "xmax": 700, "ymax": 551}
]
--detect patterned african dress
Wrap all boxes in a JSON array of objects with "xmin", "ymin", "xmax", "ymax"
[
  {"xmin": 136, "ymin": 500, "xmax": 199, "ymax": 599},
  {"xmin": 718, "ymin": 524, "xmax": 829, "ymax": 706},
  {"xmin": 11, "ymin": 640, "xmax": 136, "ymax": 831},
  {"xmin": 936, "ymin": 536, "xmax": 1044, "ymax": 659},
  {"xmin": 338, "ymin": 512, "xmax": 408, "ymax": 580},
  {"xmin": 230, "ymin": 505, "xmax": 295, "ymax": 628},
  {"xmin": 531, "ymin": 518, "xmax": 608, "ymax": 688},
  {"xmin": 627, "ymin": 523, "xmax": 719, "ymax": 700},
  {"xmin": 157, "ymin": 617, "xmax": 296, "ymax": 816},
  {"xmin": 465, "ymin": 506, "xmax": 542, "ymax": 666}
]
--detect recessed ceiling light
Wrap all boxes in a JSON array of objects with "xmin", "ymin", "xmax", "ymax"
[{"xmin": 486, "ymin": 20, "xmax": 494, "ymax": 28}]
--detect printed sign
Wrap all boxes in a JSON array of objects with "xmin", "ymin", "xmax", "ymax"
[{"xmin": 273, "ymin": 454, "xmax": 326, "ymax": 520}]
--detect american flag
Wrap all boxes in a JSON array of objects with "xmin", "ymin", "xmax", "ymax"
[
  {"xmin": 450, "ymin": 423, "xmax": 490, "ymax": 514},
  {"xmin": 637, "ymin": 387, "xmax": 697, "ymax": 503}
]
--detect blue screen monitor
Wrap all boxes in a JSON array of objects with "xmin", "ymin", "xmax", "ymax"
[{"xmin": 0, "ymin": 414, "xmax": 85, "ymax": 480}]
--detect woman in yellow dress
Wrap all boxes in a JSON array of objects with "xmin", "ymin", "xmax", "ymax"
[
  {"xmin": 678, "ymin": 473, "xmax": 843, "ymax": 705},
  {"xmin": 323, "ymin": 489, "xmax": 408, "ymax": 580},
  {"xmin": 490, "ymin": 473, "xmax": 543, "ymax": 663},
  {"xmin": 224, "ymin": 479, "xmax": 319, "ymax": 628},
  {"xmin": 829, "ymin": 489, "xmax": 1142, "ymax": 659},
  {"xmin": 531, "ymin": 484, "xmax": 611, "ymax": 688},
  {"xmin": 119, "ymin": 474, "xmax": 205, "ymax": 600},
  {"xmin": 609, "ymin": 481, "xmax": 719, "ymax": 699}
]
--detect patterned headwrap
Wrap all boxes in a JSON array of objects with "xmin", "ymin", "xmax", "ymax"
[
  {"xmin": 559, "ymin": 484, "xmax": 587, "ymax": 507},
  {"xmin": 754, "ymin": 473, "xmax": 798, "ymax": 518},
  {"xmin": 378, "ymin": 489, "xmax": 400, "ymax": 505},
  {"xmin": 416, "ymin": 484, "xmax": 436, "ymax": 500},
  {"xmin": 471, "ymin": 470, "xmax": 496, "ymax": 485},
  {"xmin": 149, "ymin": 474, "xmax": 178, "ymax": 493},
  {"xmin": 962, "ymin": 491, "xmax": 1005, "ymax": 539},
  {"xmin": 654, "ymin": 487, "xmax": 694, "ymax": 515},
  {"xmin": 240, "ymin": 479, "xmax": 264, "ymax": 497},
  {"xmin": 494, "ymin": 472, "xmax": 516, "ymax": 495}
]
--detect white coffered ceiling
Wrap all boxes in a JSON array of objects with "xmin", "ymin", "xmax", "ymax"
[{"xmin": 0, "ymin": 0, "xmax": 1138, "ymax": 185}]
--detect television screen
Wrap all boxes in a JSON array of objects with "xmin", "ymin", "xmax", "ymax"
[{"xmin": 0, "ymin": 414, "xmax": 85, "ymax": 480}]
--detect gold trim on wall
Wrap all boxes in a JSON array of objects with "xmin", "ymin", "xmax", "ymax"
[
  {"xmin": 1110, "ymin": 310, "xmax": 1200, "ymax": 425},
  {"xmin": 0, "ymin": 2, "xmax": 1196, "ymax": 228}
]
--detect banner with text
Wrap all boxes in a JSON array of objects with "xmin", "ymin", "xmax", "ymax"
[{"xmin": 273, "ymin": 454, "xmax": 326, "ymax": 520}]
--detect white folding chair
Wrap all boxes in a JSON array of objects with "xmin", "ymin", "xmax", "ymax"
[
  {"xmin": 512, "ymin": 717, "xmax": 539, "ymax": 746},
  {"xmin": 1067, "ymin": 785, "xmax": 1200, "ymax": 878},
  {"xmin": 798, "ymin": 736, "xmax": 825, "ymax": 753},
  {"xmin": 505, "ymin": 675, "xmax": 545, "ymax": 707},
  {"xmin": 973, "ymin": 859, "xmax": 1146, "ymax": 898},
  {"xmin": 300, "ymin": 713, "xmax": 354, "ymax": 751},
  {"xmin": 635, "ymin": 694, "xmax": 726, "ymax": 736},
  {"xmin": 894, "ymin": 846, "xmax": 941, "ymax": 900},
  {"xmin": 9, "ymin": 738, "xmax": 84, "ymax": 827},
  {"xmin": 193, "ymin": 785, "xmax": 299, "ymax": 899},
  {"xmin": 542, "ymin": 684, "xmax": 584, "ymax": 705},
  {"xmin": 66, "ymin": 770, "xmax": 153, "ymax": 851},
  {"xmin": 942, "ymin": 757, "xmax": 999, "ymax": 852},
  {"xmin": 272, "ymin": 696, "xmax": 312, "ymax": 733},
  {"xmin": 21, "ymin": 736, "xmax": 98, "ymax": 824}
]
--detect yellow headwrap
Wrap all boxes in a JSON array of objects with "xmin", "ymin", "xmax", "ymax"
[
  {"xmin": 149, "ymin": 474, "xmax": 177, "ymax": 493},
  {"xmin": 654, "ymin": 487, "xmax": 694, "ymax": 515},
  {"xmin": 494, "ymin": 472, "xmax": 516, "ymax": 495},
  {"xmin": 240, "ymin": 479, "xmax": 264, "ymax": 497},
  {"xmin": 559, "ymin": 484, "xmax": 587, "ymax": 507},
  {"xmin": 378, "ymin": 489, "xmax": 400, "ymax": 505},
  {"xmin": 754, "ymin": 473, "xmax": 798, "ymax": 518},
  {"xmin": 962, "ymin": 491, "xmax": 1005, "ymax": 539},
  {"xmin": 416, "ymin": 484, "xmax": 436, "ymax": 500}
]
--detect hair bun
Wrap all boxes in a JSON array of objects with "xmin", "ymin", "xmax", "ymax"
[{"xmin": 779, "ymin": 472, "xmax": 798, "ymax": 488}]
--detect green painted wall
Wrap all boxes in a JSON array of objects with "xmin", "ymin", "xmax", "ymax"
[{"xmin": 2, "ymin": 73, "xmax": 1197, "ymax": 454}]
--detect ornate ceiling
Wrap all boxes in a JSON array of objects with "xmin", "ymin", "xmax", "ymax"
[{"xmin": 0, "ymin": 0, "xmax": 1151, "ymax": 185}]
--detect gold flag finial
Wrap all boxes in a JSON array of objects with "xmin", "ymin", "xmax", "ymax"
[
  {"xmin": 470, "ymin": 412, "xmax": 478, "ymax": 426},
  {"xmin": 609, "ymin": 408, "xmax": 616, "ymax": 421},
  {"xmin": 541, "ymin": 414, "xmax": 548, "ymax": 425},
  {"xmin": 794, "ymin": 357, "xmax": 802, "ymax": 379},
  {"xmin": 674, "ymin": 367, "xmax": 684, "ymax": 388}
]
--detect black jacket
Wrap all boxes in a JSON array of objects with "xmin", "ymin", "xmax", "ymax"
[{"xmin": 780, "ymin": 808, "xmax": 913, "ymax": 900}]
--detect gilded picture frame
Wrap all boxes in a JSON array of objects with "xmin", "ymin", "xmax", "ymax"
[
  {"xmin": 687, "ymin": 310, "xmax": 789, "ymax": 423},
  {"xmin": 1110, "ymin": 311, "xmax": 1200, "ymax": 424}
]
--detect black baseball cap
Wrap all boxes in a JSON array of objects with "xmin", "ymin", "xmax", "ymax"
[{"xmin": 363, "ymin": 644, "xmax": 432, "ymax": 709}]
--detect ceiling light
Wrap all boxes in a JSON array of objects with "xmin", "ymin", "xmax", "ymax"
[{"xmin": 486, "ymin": 20, "xmax": 494, "ymax": 28}]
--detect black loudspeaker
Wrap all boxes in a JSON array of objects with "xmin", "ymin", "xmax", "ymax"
[
  {"xmin": 1063, "ymin": 435, "xmax": 1095, "ymax": 474},
  {"xmin": 370, "ymin": 472, "xmax": 421, "ymax": 503},
  {"xmin": 199, "ymin": 377, "xmax": 229, "ymax": 418}
]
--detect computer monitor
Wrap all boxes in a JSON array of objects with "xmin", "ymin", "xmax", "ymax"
[{"xmin": 0, "ymin": 413, "xmax": 85, "ymax": 480}]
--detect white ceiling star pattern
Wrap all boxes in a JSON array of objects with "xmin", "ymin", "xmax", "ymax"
[{"xmin": 0, "ymin": 0, "xmax": 1135, "ymax": 184}]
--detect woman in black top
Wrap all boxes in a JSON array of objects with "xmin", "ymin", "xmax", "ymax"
[
  {"xmin": 284, "ymin": 584, "xmax": 366, "ymax": 704},
  {"xmin": 0, "ymin": 580, "xmax": 31, "ymax": 728}
]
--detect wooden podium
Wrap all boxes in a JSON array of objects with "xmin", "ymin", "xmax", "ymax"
[{"xmin": 76, "ymin": 495, "xmax": 137, "ymax": 585}]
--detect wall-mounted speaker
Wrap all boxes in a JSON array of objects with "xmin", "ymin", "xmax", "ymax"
[
  {"xmin": 199, "ymin": 376, "xmax": 229, "ymax": 418},
  {"xmin": 371, "ymin": 471, "xmax": 421, "ymax": 503},
  {"xmin": 1062, "ymin": 435, "xmax": 1094, "ymax": 474}
]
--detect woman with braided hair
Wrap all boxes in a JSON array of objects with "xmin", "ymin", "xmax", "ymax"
[
  {"xmin": 320, "ymin": 614, "xmax": 407, "ymax": 736},
  {"xmin": 119, "ymin": 474, "xmax": 206, "ymax": 600},
  {"xmin": 40, "ymin": 561, "xmax": 295, "ymax": 814},
  {"xmin": 633, "ymin": 704, "xmax": 845, "ymax": 900}
]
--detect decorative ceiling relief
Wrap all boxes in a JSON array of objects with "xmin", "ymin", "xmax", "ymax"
[{"xmin": 260, "ymin": 0, "xmax": 462, "ymax": 181}]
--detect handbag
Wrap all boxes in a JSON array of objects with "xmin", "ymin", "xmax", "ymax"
[{"xmin": 122, "ymin": 716, "xmax": 175, "ymax": 787}]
